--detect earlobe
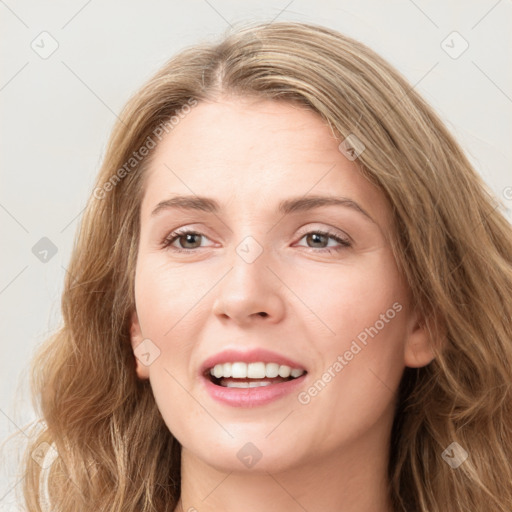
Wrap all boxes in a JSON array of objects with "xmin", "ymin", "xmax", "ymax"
[{"xmin": 130, "ymin": 310, "xmax": 150, "ymax": 380}]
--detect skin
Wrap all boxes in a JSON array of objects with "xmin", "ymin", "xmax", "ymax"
[{"xmin": 130, "ymin": 95, "xmax": 435, "ymax": 512}]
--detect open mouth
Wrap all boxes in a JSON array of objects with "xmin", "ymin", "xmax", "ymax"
[{"xmin": 205, "ymin": 371, "xmax": 307, "ymax": 388}]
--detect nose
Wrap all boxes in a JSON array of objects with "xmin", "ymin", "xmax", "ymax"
[{"xmin": 211, "ymin": 245, "xmax": 285, "ymax": 326}]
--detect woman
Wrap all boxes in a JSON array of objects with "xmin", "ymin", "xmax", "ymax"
[{"xmin": 21, "ymin": 21, "xmax": 512, "ymax": 512}]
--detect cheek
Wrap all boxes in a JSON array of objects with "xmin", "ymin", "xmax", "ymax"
[
  {"xmin": 292, "ymin": 255, "xmax": 407, "ymax": 421},
  {"xmin": 133, "ymin": 267, "xmax": 213, "ymax": 426},
  {"xmin": 133, "ymin": 257, "xmax": 209, "ymax": 440},
  {"xmin": 134, "ymin": 256, "xmax": 211, "ymax": 338},
  {"xmin": 291, "ymin": 252, "xmax": 405, "ymax": 344}
]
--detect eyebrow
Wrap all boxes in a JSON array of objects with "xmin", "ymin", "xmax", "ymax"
[{"xmin": 150, "ymin": 194, "xmax": 376, "ymax": 224}]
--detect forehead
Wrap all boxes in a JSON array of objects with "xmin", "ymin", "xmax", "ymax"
[{"xmin": 140, "ymin": 97, "xmax": 391, "ymax": 228}]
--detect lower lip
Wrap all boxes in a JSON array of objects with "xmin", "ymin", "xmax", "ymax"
[{"xmin": 201, "ymin": 374, "xmax": 308, "ymax": 407}]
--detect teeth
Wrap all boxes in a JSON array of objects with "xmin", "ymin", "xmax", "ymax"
[
  {"xmin": 231, "ymin": 362, "xmax": 248, "ymax": 378},
  {"xmin": 213, "ymin": 365, "xmax": 224, "ymax": 379},
  {"xmin": 247, "ymin": 362, "xmax": 265, "ymax": 378},
  {"xmin": 209, "ymin": 362, "xmax": 305, "ymax": 379},
  {"xmin": 266, "ymin": 363, "xmax": 280, "ymax": 378},
  {"xmin": 225, "ymin": 381, "xmax": 274, "ymax": 388},
  {"xmin": 248, "ymin": 381, "xmax": 272, "ymax": 387},
  {"xmin": 223, "ymin": 362, "xmax": 232, "ymax": 378},
  {"xmin": 278, "ymin": 365, "xmax": 291, "ymax": 378}
]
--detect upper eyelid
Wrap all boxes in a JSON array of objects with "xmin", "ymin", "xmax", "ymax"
[{"xmin": 167, "ymin": 224, "xmax": 348, "ymax": 238}]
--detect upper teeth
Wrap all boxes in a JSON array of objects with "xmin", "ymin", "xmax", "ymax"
[{"xmin": 209, "ymin": 362, "xmax": 305, "ymax": 379}]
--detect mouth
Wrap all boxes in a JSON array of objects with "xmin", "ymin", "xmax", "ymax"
[
  {"xmin": 201, "ymin": 358, "xmax": 309, "ymax": 407},
  {"xmin": 203, "ymin": 362, "xmax": 308, "ymax": 388}
]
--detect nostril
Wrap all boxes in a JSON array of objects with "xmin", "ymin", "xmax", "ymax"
[{"xmin": 258, "ymin": 312, "xmax": 268, "ymax": 317}]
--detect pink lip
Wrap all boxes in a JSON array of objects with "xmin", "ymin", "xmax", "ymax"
[
  {"xmin": 201, "ymin": 372, "xmax": 308, "ymax": 408},
  {"xmin": 199, "ymin": 348, "xmax": 307, "ymax": 377},
  {"xmin": 199, "ymin": 348, "xmax": 308, "ymax": 408}
]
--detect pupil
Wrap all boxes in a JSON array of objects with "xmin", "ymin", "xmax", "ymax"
[
  {"xmin": 309, "ymin": 233, "xmax": 326, "ymax": 247},
  {"xmin": 184, "ymin": 234, "xmax": 200, "ymax": 248}
]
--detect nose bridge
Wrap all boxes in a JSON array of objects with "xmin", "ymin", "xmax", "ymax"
[
  {"xmin": 212, "ymin": 230, "xmax": 284, "ymax": 322},
  {"xmin": 227, "ymin": 232, "xmax": 270, "ymax": 294},
  {"xmin": 224, "ymin": 204, "xmax": 270, "ymax": 270},
  {"xmin": 234, "ymin": 233, "xmax": 266, "ymax": 266}
]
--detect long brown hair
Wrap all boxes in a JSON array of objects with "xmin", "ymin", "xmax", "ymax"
[{"xmin": 18, "ymin": 21, "xmax": 512, "ymax": 511}]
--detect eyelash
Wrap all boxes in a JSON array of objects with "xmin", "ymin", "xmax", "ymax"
[{"xmin": 161, "ymin": 228, "xmax": 352, "ymax": 254}]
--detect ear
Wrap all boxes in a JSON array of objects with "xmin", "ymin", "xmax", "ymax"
[
  {"xmin": 130, "ymin": 310, "xmax": 150, "ymax": 379},
  {"xmin": 403, "ymin": 307, "xmax": 437, "ymax": 368}
]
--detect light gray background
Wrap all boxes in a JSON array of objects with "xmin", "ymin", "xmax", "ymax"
[{"xmin": 1, "ymin": 0, "xmax": 511, "ymax": 507}]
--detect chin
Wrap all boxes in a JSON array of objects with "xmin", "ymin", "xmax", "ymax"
[{"xmin": 193, "ymin": 440, "xmax": 303, "ymax": 474}]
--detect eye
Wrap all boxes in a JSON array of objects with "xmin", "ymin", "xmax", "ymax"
[
  {"xmin": 295, "ymin": 229, "xmax": 352, "ymax": 253},
  {"xmin": 161, "ymin": 228, "xmax": 352, "ymax": 254},
  {"xmin": 161, "ymin": 230, "xmax": 213, "ymax": 252}
]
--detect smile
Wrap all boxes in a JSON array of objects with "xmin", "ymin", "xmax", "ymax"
[{"xmin": 207, "ymin": 361, "xmax": 306, "ymax": 387}]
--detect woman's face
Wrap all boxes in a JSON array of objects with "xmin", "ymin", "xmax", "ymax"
[{"xmin": 130, "ymin": 96, "xmax": 433, "ymax": 472}]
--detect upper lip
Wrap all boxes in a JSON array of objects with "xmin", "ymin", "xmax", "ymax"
[{"xmin": 199, "ymin": 348, "xmax": 307, "ymax": 377}]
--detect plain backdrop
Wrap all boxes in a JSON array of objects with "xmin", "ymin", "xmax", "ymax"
[{"xmin": 1, "ymin": 0, "xmax": 511, "ymax": 506}]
